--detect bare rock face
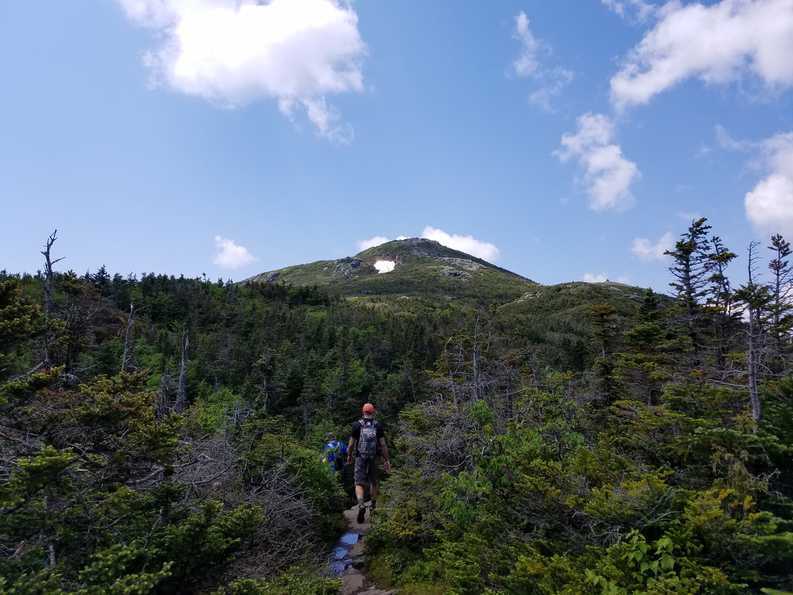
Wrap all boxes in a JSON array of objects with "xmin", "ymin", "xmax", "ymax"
[
  {"xmin": 440, "ymin": 266, "xmax": 471, "ymax": 279},
  {"xmin": 334, "ymin": 258, "xmax": 365, "ymax": 279},
  {"xmin": 439, "ymin": 257, "xmax": 483, "ymax": 272}
]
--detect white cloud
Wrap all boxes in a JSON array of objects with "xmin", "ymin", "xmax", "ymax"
[
  {"xmin": 117, "ymin": 0, "xmax": 366, "ymax": 141},
  {"xmin": 555, "ymin": 113, "xmax": 640, "ymax": 211},
  {"xmin": 745, "ymin": 132, "xmax": 793, "ymax": 235},
  {"xmin": 528, "ymin": 68, "xmax": 574, "ymax": 112},
  {"xmin": 356, "ymin": 229, "xmax": 500, "ymax": 261},
  {"xmin": 583, "ymin": 272, "xmax": 609, "ymax": 283},
  {"xmin": 715, "ymin": 124, "xmax": 751, "ymax": 151},
  {"xmin": 510, "ymin": 12, "xmax": 573, "ymax": 111},
  {"xmin": 610, "ymin": 0, "xmax": 793, "ymax": 109},
  {"xmin": 714, "ymin": 126, "xmax": 793, "ymax": 236},
  {"xmin": 601, "ymin": 0, "xmax": 657, "ymax": 23},
  {"xmin": 421, "ymin": 226, "xmax": 500, "ymax": 261},
  {"xmin": 213, "ymin": 235, "xmax": 257, "ymax": 269},
  {"xmin": 357, "ymin": 236, "xmax": 390, "ymax": 251},
  {"xmin": 632, "ymin": 231, "xmax": 674, "ymax": 261},
  {"xmin": 373, "ymin": 260, "xmax": 396, "ymax": 274},
  {"xmin": 512, "ymin": 12, "xmax": 540, "ymax": 77}
]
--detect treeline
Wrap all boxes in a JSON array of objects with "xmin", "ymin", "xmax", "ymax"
[
  {"xmin": 2, "ymin": 219, "xmax": 793, "ymax": 593},
  {"xmin": 367, "ymin": 218, "xmax": 793, "ymax": 594},
  {"xmin": 0, "ymin": 231, "xmax": 489, "ymax": 593}
]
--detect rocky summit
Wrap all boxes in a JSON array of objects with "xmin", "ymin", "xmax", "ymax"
[{"xmin": 246, "ymin": 238, "xmax": 537, "ymax": 303}]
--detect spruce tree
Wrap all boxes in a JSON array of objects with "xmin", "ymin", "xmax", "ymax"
[
  {"xmin": 705, "ymin": 235, "xmax": 738, "ymax": 375},
  {"xmin": 768, "ymin": 234, "xmax": 793, "ymax": 374},
  {"xmin": 615, "ymin": 289, "xmax": 669, "ymax": 405},
  {"xmin": 665, "ymin": 217, "xmax": 713, "ymax": 367},
  {"xmin": 0, "ymin": 279, "xmax": 41, "ymax": 380}
]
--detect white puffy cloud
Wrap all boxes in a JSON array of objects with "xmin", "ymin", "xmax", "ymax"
[
  {"xmin": 116, "ymin": 0, "xmax": 366, "ymax": 141},
  {"xmin": 421, "ymin": 227, "xmax": 500, "ymax": 262},
  {"xmin": 583, "ymin": 272, "xmax": 609, "ymax": 283},
  {"xmin": 356, "ymin": 229, "xmax": 500, "ymax": 261},
  {"xmin": 632, "ymin": 231, "xmax": 674, "ymax": 261},
  {"xmin": 357, "ymin": 236, "xmax": 390, "ymax": 251},
  {"xmin": 745, "ymin": 132, "xmax": 793, "ymax": 235},
  {"xmin": 601, "ymin": 0, "xmax": 657, "ymax": 23},
  {"xmin": 610, "ymin": 0, "xmax": 793, "ymax": 109},
  {"xmin": 556, "ymin": 113, "xmax": 640, "ymax": 211},
  {"xmin": 510, "ymin": 11, "xmax": 572, "ymax": 111},
  {"xmin": 213, "ymin": 235, "xmax": 257, "ymax": 269}
]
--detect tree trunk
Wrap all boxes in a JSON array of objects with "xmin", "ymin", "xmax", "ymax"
[
  {"xmin": 174, "ymin": 330, "xmax": 189, "ymax": 412},
  {"xmin": 120, "ymin": 303, "xmax": 134, "ymax": 373},
  {"xmin": 40, "ymin": 230, "xmax": 64, "ymax": 367},
  {"xmin": 747, "ymin": 306, "xmax": 762, "ymax": 423}
]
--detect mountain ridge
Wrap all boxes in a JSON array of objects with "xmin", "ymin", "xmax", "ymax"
[{"xmin": 246, "ymin": 237, "xmax": 538, "ymax": 303}]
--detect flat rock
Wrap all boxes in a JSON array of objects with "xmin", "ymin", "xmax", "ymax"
[
  {"xmin": 349, "ymin": 540, "xmax": 366, "ymax": 557},
  {"xmin": 340, "ymin": 570, "xmax": 366, "ymax": 595}
]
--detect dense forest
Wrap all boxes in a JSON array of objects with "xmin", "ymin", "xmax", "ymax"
[{"xmin": 1, "ymin": 218, "xmax": 793, "ymax": 594}]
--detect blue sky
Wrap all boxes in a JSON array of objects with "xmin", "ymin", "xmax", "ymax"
[{"xmin": 2, "ymin": 0, "xmax": 793, "ymax": 291}]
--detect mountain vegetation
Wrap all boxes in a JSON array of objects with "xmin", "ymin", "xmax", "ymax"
[{"xmin": 1, "ymin": 220, "xmax": 792, "ymax": 594}]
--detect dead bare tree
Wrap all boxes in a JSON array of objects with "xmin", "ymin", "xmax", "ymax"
[
  {"xmin": 174, "ymin": 329, "xmax": 189, "ymax": 412},
  {"xmin": 120, "ymin": 303, "xmax": 135, "ymax": 373},
  {"xmin": 40, "ymin": 230, "xmax": 64, "ymax": 366},
  {"xmin": 737, "ymin": 242, "xmax": 771, "ymax": 424}
]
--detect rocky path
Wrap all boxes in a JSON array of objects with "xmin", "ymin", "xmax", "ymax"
[{"xmin": 329, "ymin": 505, "xmax": 394, "ymax": 595}]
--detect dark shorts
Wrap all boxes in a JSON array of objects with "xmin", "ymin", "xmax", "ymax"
[{"xmin": 354, "ymin": 456, "xmax": 378, "ymax": 486}]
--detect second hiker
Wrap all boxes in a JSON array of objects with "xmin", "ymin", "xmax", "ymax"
[{"xmin": 347, "ymin": 402, "xmax": 391, "ymax": 524}]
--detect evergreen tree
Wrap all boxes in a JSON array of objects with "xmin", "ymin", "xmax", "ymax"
[
  {"xmin": 705, "ymin": 235, "xmax": 738, "ymax": 375},
  {"xmin": 615, "ymin": 289, "xmax": 669, "ymax": 405},
  {"xmin": 0, "ymin": 279, "xmax": 41, "ymax": 380},
  {"xmin": 665, "ymin": 218, "xmax": 713, "ymax": 367},
  {"xmin": 768, "ymin": 234, "xmax": 793, "ymax": 374},
  {"xmin": 589, "ymin": 303, "xmax": 619, "ymax": 404}
]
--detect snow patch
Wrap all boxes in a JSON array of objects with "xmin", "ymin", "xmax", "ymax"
[{"xmin": 374, "ymin": 260, "xmax": 396, "ymax": 274}]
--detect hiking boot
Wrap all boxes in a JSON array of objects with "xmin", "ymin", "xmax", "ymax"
[{"xmin": 356, "ymin": 504, "xmax": 366, "ymax": 524}]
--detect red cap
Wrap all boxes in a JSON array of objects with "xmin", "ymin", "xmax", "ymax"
[{"xmin": 362, "ymin": 403, "xmax": 375, "ymax": 414}]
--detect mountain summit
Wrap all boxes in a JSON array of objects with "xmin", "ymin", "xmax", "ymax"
[{"xmin": 247, "ymin": 238, "xmax": 536, "ymax": 302}]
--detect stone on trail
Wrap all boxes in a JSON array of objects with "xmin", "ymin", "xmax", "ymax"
[{"xmin": 340, "ymin": 570, "xmax": 365, "ymax": 595}]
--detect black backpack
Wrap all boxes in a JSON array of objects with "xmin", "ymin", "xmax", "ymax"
[{"xmin": 357, "ymin": 418, "xmax": 378, "ymax": 458}]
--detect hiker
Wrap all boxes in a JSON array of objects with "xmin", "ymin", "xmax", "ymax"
[
  {"xmin": 347, "ymin": 402, "xmax": 391, "ymax": 524},
  {"xmin": 321, "ymin": 433, "xmax": 347, "ymax": 474}
]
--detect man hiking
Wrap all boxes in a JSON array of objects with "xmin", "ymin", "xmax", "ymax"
[{"xmin": 347, "ymin": 402, "xmax": 391, "ymax": 524}]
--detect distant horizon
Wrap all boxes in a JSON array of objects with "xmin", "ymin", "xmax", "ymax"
[{"xmin": 5, "ymin": 229, "xmax": 672, "ymax": 294}]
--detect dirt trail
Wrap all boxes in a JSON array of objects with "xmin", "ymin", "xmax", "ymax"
[{"xmin": 331, "ymin": 505, "xmax": 394, "ymax": 595}]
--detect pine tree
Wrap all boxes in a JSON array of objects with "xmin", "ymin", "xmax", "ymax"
[
  {"xmin": 590, "ymin": 303, "xmax": 619, "ymax": 404},
  {"xmin": 767, "ymin": 234, "xmax": 793, "ymax": 374},
  {"xmin": 615, "ymin": 289, "xmax": 669, "ymax": 405},
  {"xmin": 0, "ymin": 279, "xmax": 41, "ymax": 380},
  {"xmin": 705, "ymin": 235, "xmax": 738, "ymax": 375},
  {"xmin": 665, "ymin": 218, "xmax": 713, "ymax": 367}
]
